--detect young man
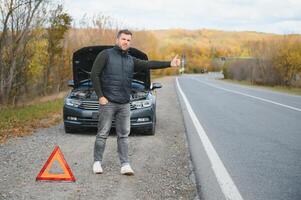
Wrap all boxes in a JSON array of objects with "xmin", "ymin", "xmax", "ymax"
[{"xmin": 91, "ymin": 29, "xmax": 180, "ymax": 175}]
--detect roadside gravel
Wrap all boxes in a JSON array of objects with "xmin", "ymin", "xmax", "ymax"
[{"xmin": 0, "ymin": 76, "xmax": 198, "ymax": 200}]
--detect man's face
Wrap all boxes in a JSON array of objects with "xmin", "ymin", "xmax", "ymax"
[{"xmin": 116, "ymin": 33, "xmax": 132, "ymax": 51}]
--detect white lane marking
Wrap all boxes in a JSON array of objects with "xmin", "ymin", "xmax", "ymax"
[
  {"xmin": 191, "ymin": 77, "xmax": 301, "ymax": 112},
  {"xmin": 176, "ymin": 78, "xmax": 244, "ymax": 200}
]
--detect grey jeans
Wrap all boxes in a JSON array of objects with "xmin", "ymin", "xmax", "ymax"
[{"xmin": 94, "ymin": 101, "xmax": 131, "ymax": 165}]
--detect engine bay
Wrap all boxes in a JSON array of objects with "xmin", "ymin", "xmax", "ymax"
[{"xmin": 70, "ymin": 88, "xmax": 148, "ymax": 101}]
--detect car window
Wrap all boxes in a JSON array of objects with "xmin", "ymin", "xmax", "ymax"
[
  {"xmin": 79, "ymin": 80, "xmax": 93, "ymax": 88},
  {"xmin": 132, "ymin": 81, "xmax": 145, "ymax": 90},
  {"xmin": 78, "ymin": 80, "xmax": 145, "ymax": 90}
]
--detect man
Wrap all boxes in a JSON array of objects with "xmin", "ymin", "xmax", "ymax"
[{"xmin": 91, "ymin": 29, "xmax": 180, "ymax": 175}]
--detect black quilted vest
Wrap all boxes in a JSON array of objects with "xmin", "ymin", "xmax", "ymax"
[{"xmin": 101, "ymin": 46, "xmax": 134, "ymax": 104}]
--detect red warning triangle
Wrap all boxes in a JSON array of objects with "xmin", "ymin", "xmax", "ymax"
[{"xmin": 36, "ymin": 146, "xmax": 76, "ymax": 181}]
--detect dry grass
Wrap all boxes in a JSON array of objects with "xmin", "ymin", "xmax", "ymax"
[
  {"xmin": 0, "ymin": 99, "xmax": 64, "ymax": 144},
  {"xmin": 221, "ymin": 79, "xmax": 301, "ymax": 96}
]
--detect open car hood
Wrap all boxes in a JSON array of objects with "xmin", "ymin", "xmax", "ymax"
[{"xmin": 72, "ymin": 45, "xmax": 150, "ymax": 88}]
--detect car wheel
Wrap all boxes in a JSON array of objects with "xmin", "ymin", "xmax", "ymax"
[
  {"xmin": 146, "ymin": 114, "xmax": 156, "ymax": 135},
  {"xmin": 64, "ymin": 125, "xmax": 74, "ymax": 133}
]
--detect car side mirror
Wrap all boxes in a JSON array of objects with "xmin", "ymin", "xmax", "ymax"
[
  {"xmin": 67, "ymin": 80, "xmax": 74, "ymax": 87},
  {"xmin": 151, "ymin": 82, "xmax": 162, "ymax": 90}
]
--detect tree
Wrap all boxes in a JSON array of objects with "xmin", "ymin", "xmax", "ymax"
[
  {"xmin": 44, "ymin": 5, "xmax": 71, "ymax": 94},
  {"xmin": 0, "ymin": 0, "xmax": 44, "ymax": 105},
  {"xmin": 273, "ymin": 36, "xmax": 301, "ymax": 86}
]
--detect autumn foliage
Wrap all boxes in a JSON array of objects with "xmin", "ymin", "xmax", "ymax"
[{"xmin": 220, "ymin": 36, "xmax": 301, "ymax": 86}]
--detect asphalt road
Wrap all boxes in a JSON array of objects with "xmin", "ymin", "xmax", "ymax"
[
  {"xmin": 176, "ymin": 74, "xmax": 301, "ymax": 200},
  {"xmin": 0, "ymin": 77, "xmax": 197, "ymax": 200}
]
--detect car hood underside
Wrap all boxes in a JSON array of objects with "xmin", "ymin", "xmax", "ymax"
[{"xmin": 72, "ymin": 45, "xmax": 151, "ymax": 89}]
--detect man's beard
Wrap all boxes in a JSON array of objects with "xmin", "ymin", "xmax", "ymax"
[{"xmin": 121, "ymin": 45, "xmax": 129, "ymax": 50}]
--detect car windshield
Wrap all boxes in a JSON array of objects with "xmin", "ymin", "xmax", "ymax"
[
  {"xmin": 79, "ymin": 79, "xmax": 93, "ymax": 88},
  {"xmin": 79, "ymin": 79, "xmax": 145, "ymax": 90},
  {"xmin": 132, "ymin": 80, "xmax": 145, "ymax": 90}
]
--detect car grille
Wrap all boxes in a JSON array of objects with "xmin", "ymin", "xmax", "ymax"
[
  {"xmin": 78, "ymin": 101, "xmax": 135, "ymax": 110},
  {"xmin": 79, "ymin": 101, "xmax": 99, "ymax": 110},
  {"xmin": 76, "ymin": 117, "xmax": 138, "ymax": 127}
]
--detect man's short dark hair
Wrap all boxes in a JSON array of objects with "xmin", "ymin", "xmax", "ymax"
[{"xmin": 117, "ymin": 29, "xmax": 132, "ymax": 38}]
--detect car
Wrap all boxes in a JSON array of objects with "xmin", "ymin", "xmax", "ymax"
[{"xmin": 63, "ymin": 45, "xmax": 162, "ymax": 135}]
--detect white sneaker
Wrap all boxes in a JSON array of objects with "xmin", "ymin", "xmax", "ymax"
[
  {"xmin": 120, "ymin": 164, "xmax": 134, "ymax": 176},
  {"xmin": 93, "ymin": 161, "xmax": 103, "ymax": 174}
]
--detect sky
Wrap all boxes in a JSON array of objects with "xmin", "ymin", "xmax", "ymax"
[{"xmin": 63, "ymin": 0, "xmax": 301, "ymax": 34}]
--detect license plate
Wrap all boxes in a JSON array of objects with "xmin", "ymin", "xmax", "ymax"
[{"xmin": 92, "ymin": 112, "xmax": 99, "ymax": 119}]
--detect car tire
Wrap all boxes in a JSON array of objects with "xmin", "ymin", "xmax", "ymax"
[
  {"xmin": 64, "ymin": 125, "xmax": 75, "ymax": 134},
  {"xmin": 146, "ymin": 114, "xmax": 156, "ymax": 135}
]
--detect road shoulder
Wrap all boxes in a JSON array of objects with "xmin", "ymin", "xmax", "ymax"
[{"xmin": 0, "ymin": 76, "xmax": 198, "ymax": 200}]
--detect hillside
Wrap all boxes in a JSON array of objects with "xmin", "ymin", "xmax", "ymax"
[{"xmin": 151, "ymin": 28, "xmax": 283, "ymax": 56}]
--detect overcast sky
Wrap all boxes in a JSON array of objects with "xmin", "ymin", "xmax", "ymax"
[{"xmin": 63, "ymin": 0, "xmax": 301, "ymax": 34}]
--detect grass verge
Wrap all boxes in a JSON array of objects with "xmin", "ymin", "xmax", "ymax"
[
  {"xmin": 151, "ymin": 74, "xmax": 166, "ymax": 80},
  {"xmin": 0, "ymin": 98, "xmax": 64, "ymax": 144},
  {"xmin": 220, "ymin": 79, "xmax": 301, "ymax": 96}
]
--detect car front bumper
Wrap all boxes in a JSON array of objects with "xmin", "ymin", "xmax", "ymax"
[{"xmin": 63, "ymin": 105, "xmax": 154, "ymax": 130}]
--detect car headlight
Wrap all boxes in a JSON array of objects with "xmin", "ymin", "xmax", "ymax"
[
  {"xmin": 131, "ymin": 99, "xmax": 151, "ymax": 109},
  {"xmin": 65, "ymin": 98, "xmax": 81, "ymax": 108}
]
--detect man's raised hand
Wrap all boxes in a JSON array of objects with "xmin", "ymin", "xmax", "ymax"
[{"xmin": 170, "ymin": 55, "xmax": 181, "ymax": 67}]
